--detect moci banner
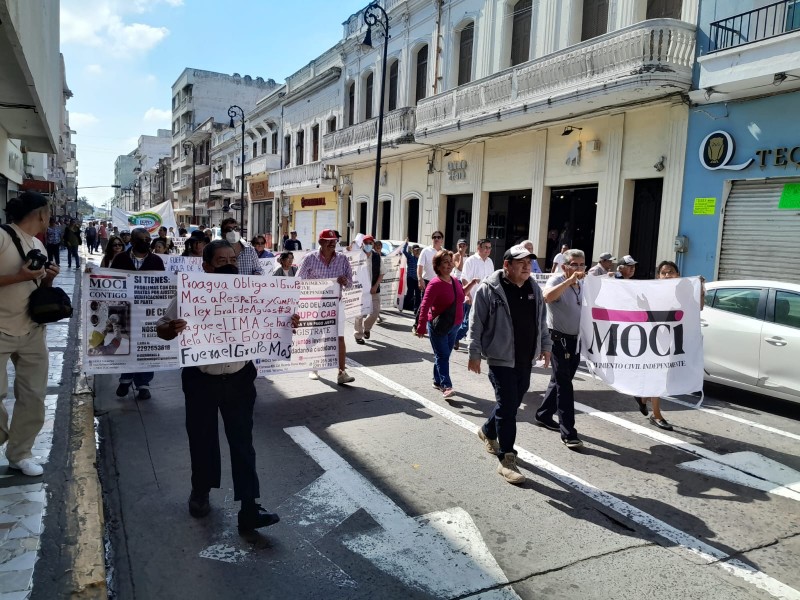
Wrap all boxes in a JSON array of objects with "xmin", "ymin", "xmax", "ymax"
[{"xmin": 579, "ymin": 276, "xmax": 704, "ymax": 397}]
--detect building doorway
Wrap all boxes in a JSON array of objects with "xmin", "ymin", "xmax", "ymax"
[
  {"xmin": 357, "ymin": 201, "xmax": 368, "ymax": 235},
  {"xmin": 379, "ymin": 200, "xmax": 391, "ymax": 239},
  {"xmin": 629, "ymin": 178, "xmax": 663, "ymax": 280},
  {"xmin": 444, "ymin": 194, "xmax": 472, "ymax": 250},
  {"xmin": 406, "ymin": 197, "xmax": 420, "ymax": 242},
  {"xmin": 547, "ymin": 185, "xmax": 597, "ymax": 267},
  {"xmin": 487, "ymin": 190, "xmax": 532, "ymax": 267}
]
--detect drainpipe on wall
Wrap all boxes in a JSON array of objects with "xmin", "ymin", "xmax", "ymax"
[{"xmin": 433, "ymin": 0, "xmax": 443, "ymax": 95}]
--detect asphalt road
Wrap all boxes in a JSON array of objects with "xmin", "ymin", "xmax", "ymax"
[{"xmin": 95, "ymin": 310, "xmax": 800, "ymax": 600}]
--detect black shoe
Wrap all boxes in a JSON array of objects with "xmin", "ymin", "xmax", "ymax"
[
  {"xmin": 364, "ymin": 330, "xmax": 370, "ymax": 339},
  {"xmin": 137, "ymin": 388, "xmax": 151, "ymax": 400},
  {"xmin": 649, "ymin": 416, "xmax": 673, "ymax": 431},
  {"xmin": 534, "ymin": 416, "xmax": 560, "ymax": 432},
  {"xmin": 634, "ymin": 396, "xmax": 648, "ymax": 416},
  {"xmin": 454, "ymin": 340, "xmax": 460, "ymax": 350},
  {"xmin": 116, "ymin": 382, "xmax": 131, "ymax": 397},
  {"xmin": 562, "ymin": 437, "xmax": 584, "ymax": 450},
  {"xmin": 188, "ymin": 490, "xmax": 210, "ymax": 518},
  {"xmin": 238, "ymin": 504, "xmax": 280, "ymax": 532},
  {"xmin": 355, "ymin": 337, "xmax": 366, "ymax": 345}
]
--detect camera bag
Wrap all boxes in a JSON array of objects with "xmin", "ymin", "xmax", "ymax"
[{"xmin": 1, "ymin": 225, "xmax": 73, "ymax": 324}]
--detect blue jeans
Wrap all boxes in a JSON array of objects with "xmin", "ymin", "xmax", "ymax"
[
  {"xmin": 428, "ymin": 321, "xmax": 459, "ymax": 389},
  {"xmin": 456, "ymin": 302, "xmax": 471, "ymax": 342},
  {"xmin": 120, "ymin": 371, "xmax": 154, "ymax": 388}
]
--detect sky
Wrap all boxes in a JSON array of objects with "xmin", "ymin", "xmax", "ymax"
[{"xmin": 60, "ymin": 0, "xmax": 369, "ymax": 210}]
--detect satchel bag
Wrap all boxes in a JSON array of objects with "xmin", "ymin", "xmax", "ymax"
[
  {"xmin": 1, "ymin": 225, "xmax": 74, "ymax": 324},
  {"xmin": 430, "ymin": 278, "xmax": 458, "ymax": 335}
]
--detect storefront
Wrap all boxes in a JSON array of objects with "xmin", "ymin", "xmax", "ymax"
[
  {"xmin": 290, "ymin": 191, "xmax": 338, "ymax": 250},
  {"xmin": 678, "ymin": 92, "xmax": 800, "ymax": 284},
  {"xmin": 247, "ymin": 177, "xmax": 274, "ymax": 247}
]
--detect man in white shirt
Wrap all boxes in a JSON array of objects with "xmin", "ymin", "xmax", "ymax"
[
  {"xmin": 414, "ymin": 230, "xmax": 444, "ymax": 329},
  {"xmin": 551, "ymin": 244, "xmax": 570, "ymax": 273},
  {"xmin": 457, "ymin": 238, "xmax": 495, "ymax": 348}
]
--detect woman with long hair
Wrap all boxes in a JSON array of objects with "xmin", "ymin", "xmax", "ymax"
[
  {"xmin": 100, "ymin": 235, "xmax": 125, "ymax": 268},
  {"xmin": 415, "ymin": 250, "xmax": 479, "ymax": 399}
]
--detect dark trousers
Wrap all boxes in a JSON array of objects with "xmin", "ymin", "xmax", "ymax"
[
  {"xmin": 483, "ymin": 364, "xmax": 531, "ymax": 457},
  {"xmin": 119, "ymin": 371, "xmax": 153, "ymax": 388},
  {"xmin": 404, "ymin": 276, "xmax": 421, "ymax": 312},
  {"xmin": 45, "ymin": 243, "xmax": 61, "ymax": 265},
  {"xmin": 66, "ymin": 245, "xmax": 80, "ymax": 267},
  {"xmin": 413, "ymin": 279, "xmax": 430, "ymax": 326},
  {"xmin": 86, "ymin": 236, "xmax": 97, "ymax": 253},
  {"xmin": 537, "ymin": 333, "xmax": 580, "ymax": 439},
  {"xmin": 181, "ymin": 362, "xmax": 260, "ymax": 502}
]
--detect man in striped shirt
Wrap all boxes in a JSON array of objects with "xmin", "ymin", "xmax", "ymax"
[{"xmin": 298, "ymin": 229, "xmax": 355, "ymax": 385}]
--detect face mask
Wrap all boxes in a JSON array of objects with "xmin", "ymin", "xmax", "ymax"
[
  {"xmin": 132, "ymin": 239, "xmax": 150, "ymax": 253},
  {"xmin": 363, "ymin": 244, "xmax": 373, "ymax": 253},
  {"xmin": 225, "ymin": 230, "xmax": 241, "ymax": 244},
  {"xmin": 214, "ymin": 264, "xmax": 239, "ymax": 275}
]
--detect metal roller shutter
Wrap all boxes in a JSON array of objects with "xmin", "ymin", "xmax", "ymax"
[{"xmin": 718, "ymin": 178, "xmax": 800, "ymax": 284}]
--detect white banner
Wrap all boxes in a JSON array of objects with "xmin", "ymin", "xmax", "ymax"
[
  {"xmin": 257, "ymin": 280, "xmax": 340, "ymax": 375},
  {"xmin": 176, "ymin": 272, "xmax": 301, "ymax": 368},
  {"xmin": 379, "ymin": 252, "xmax": 406, "ymax": 309},
  {"xmin": 342, "ymin": 250, "xmax": 372, "ymax": 318},
  {"xmin": 82, "ymin": 269, "xmax": 179, "ymax": 374},
  {"xmin": 112, "ymin": 200, "xmax": 178, "ymax": 237},
  {"xmin": 579, "ymin": 276, "xmax": 704, "ymax": 397},
  {"xmin": 163, "ymin": 255, "xmax": 203, "ymax": 273}
]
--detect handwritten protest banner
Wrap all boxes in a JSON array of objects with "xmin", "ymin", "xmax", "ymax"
[
  {"xmin": 342, "ymin": 249, "xmax": 371, "ymax": 318},
  {"xmin": 82, "ymin": 268, "xmax": 179, "ymax": 374},
  {"xmin": 163, "ymin": 255, "xmax": 203, "ymax": 273},
  {"xmin": 257, "ymin": 279, "xmax": 340, "ymax": 375},
  {"xmin": 258, "ymin": 257, "xmax": 278, "ymax": 274},
  {"xmin": 177, "ymin": 272, "xmax": 301, "ymax": 368},
  {"xmin": 172, "ymin": 237, "xmax": 186, "ymax": 254},
  {"xmin": 380, "ymin": 252, "xmax": 406, "ymax": 309}
]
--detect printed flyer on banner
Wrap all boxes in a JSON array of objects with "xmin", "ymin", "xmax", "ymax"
[
  {"xmin": 257, "ymin": 280, "xmax": 340, "ymax": 376},
  {"xmin": 111, "ymin": 200, "xmax": 178, "ymax": 237},
  {"xmin": 82, "ymin": 268, "xmax": 179, "ymax": 374},
  {"xmin": 177, "ymin": 272, "xmax": 301, "ymax": 368},
  {"xmin": 579, "ymin": 275, "xmax": 704, "ymax": 397},
  {"xmin": 342, "ymin": 250, "xmax": 372, "ymax": 319},
  {"xmin": 532, "ymin": 273, "xmax": 551, "ymax": 290},
  {"xmin": 380, "ymin": 252, "xmax": 406, "ymax": 309}
]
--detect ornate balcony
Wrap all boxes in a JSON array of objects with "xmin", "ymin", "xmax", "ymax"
[
  {"xmin": 246, "ymin": 153, "xmax": 281, "ymax": 175},
  {"xmin": 268, "ymin": 161, "xmax": 337, "ymax": 194},
  {"xmin": 209, "ymin": 178, "xmax": 234, "ymax": 196},
  {"xmin": 322, "ymin": 107, "xmax": 416, "ymax": 164},
  {"xmin": 415, "ymin": 19, "xmax": 695, "ymax": 143}
]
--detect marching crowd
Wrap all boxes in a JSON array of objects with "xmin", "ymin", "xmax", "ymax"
[{"xmin": 1, "ymin": 192, "xmax": 695, "ymax": 534}]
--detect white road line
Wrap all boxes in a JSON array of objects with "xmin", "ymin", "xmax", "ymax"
[{"xmin": 349, "ymin": 359, "xmax": 800, "ymax": 600}]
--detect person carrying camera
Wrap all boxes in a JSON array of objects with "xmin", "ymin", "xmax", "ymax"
[{"xmin": 0, "ymin": 192, "xmax": 61, "ymax": 476}]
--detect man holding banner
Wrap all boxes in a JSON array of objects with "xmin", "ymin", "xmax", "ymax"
[
  {"xmin": 156, "ymin": 239, "xmax": 300, "ymax": 533},
  {"xmin": 536, "ymin": 248, "xmax": 586, "ymax": 449}
]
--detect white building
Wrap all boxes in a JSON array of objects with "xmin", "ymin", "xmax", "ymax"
[
  {"xmin": 170, "ymin": 68, "xmax": 278, "ymax": 226},
  {"xmin": 266, "ymin": 0, "xmax": 698, "ymax": 275},
  {"xmin": 113, "ymin": 152, "xmax": 138, "ymax": 212},
  {"xmin": 133, "ymin": 129, "xmax": 170, "ymax": 209}
]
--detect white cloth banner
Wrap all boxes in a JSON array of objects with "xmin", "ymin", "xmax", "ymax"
[
  {"xmin": 257, "ymin": 280, "xmax": 340, "ymax": 375},
  {"xmin": 380, "ymin": 250, "xmax": 407, "ymax": 309},
  {"xmin": 82, "ymin": 268, "xmax": 179, "ymax": 374},
  {"xmin": 112, "ymin": 200, "xmax": 178, "ymax": 237},
  {"xmin": 342, "ymin": 250, "xmax": 372, "ymax": 318},
  {"xmin": 176, "ymin": 272, "xmax": 301, "ymax": 368},
  {"xmin": 163, "ymin": 255, "xmax": 203, "ymax": 273},
  {"xmin": 579, "ymin": 276, "xmax": 704, "ymax": 397}
]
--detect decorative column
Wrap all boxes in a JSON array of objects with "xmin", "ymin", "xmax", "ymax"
[
  {"xmin": 468, "ymin": 142, "xmax": 486, "ymax": 246},
  {"xmin": 657, "ymin": 101, "xmax": 689, "ymax": 262},
  {"xmin": 526, "ymin": 130, "xmax": 548, "ymax": 256},
  {"xmin": 594, "ymin": 113, "xmax": 626, "ymax": 258}
]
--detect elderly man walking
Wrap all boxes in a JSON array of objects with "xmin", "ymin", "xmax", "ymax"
[
  {"xmin": 588, "ymin": 252, "xmax": 615, "ymax": 276},
  {"xmin": 457, "ymin": 238, "xmax": 494, "ymax": 349},
  {"xmin": 469, "ymin": 244, "xmax": 551, "ymax": 484},
  {"xmin": 354, "ymin": 235, "xmax": 385, "ymax": 344}
]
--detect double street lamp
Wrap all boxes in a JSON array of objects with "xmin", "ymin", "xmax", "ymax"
[
  {"xmin": 362, "ymin": 1, "xmax": 390, "ymax": 238},
  {"xmin": 182, "ymin": 140, "xmax": 197, "ymax": 223},
  {"xmin": 228, "ymin": 104, "xmax": 246, "ymax": 227}
]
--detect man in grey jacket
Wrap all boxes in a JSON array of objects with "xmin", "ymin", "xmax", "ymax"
[{"xmin": 468, "ymin": 244, "xmax": 551, "ymax": 485}]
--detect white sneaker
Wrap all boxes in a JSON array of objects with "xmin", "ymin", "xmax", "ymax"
[
  {"xmin": 308, "ymin": 370, "xmax": 320, "ymax": 380},
  {"xmin": 9, "ymin": 458, "xmax": 43, "ymax": 477},
  {"xmin": 337, "ymin": 369, "xmax": 355, "ymax": 385}
]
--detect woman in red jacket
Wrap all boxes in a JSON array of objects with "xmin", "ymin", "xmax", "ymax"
[{"xmin": 415, "ymin": 250, "xmax": 479, "ymax": 399}]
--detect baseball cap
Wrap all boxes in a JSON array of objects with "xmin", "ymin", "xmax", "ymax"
[
  {"xmin": 318, "ymin": 229, "xmax": 338, "ymax": 241},
  {"xmin": 362, "ymin": 235, "xmax": 375, "ymax": 243},
  {"xmin": 457, "ymin": 238, "xmax": 468, "ymax": 246},
  {"xmin": 290, "ymin": 230, "xmax": 297, "ymax": 233},
  {"xmin": 120, "ymin": 230, "xmax": 131, "ymax": 235},
  {"xmin": 503, "ymin": 244, "xmax": 536, "ymax": 261},
  {"xmin": 598, "ymin": 252, "xmax": 616, "ymax": 261},
  {"xmin": 619, "ymin": 255, "xmax": 638, "ymax": 266}
]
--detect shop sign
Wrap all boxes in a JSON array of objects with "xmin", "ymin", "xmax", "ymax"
[
  {"xmin": 693, "ymin": 197, "xmax": 716, "ymax": 215},
  {"xmin": 249, "ymin": 180, "xmax": 271, "ymax": 201},
  {"xmin": 778, "ymin": 184, "xmax": 800, "ymax": 210},
  {"xmin": 301, "ymin": 197, "xmax": 326, "ymax": 208},
  {"xmin": 447, "ymin": 160, "xmax": 468, "ymax": 181},
  {"xmin": 698, "ymin": 131, "xmax": 753, "ymax": 171}
]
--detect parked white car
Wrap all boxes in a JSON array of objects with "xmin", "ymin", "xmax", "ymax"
[{"xmin": 702, "ymin": 280, "xmax": 800, "ymax": 403}]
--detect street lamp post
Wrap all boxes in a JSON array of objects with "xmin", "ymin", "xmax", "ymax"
[
  {"xmin": 182, "ymin": 140, "xmax": 197, "ymax": 224},
  {"xmin": 362, "ymin": 1, "xmax": 390, "ymax": 238},
  {"xmin": 228, "ymin": 105, "xmax": 246, "ymax": 228}
]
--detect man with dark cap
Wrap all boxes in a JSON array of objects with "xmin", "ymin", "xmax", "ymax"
[
  {"xmin": 283, "ymin": 230, "xmax": 302, "ymax": 251},
  {"xmin": 0, "ymin": 192, "xmax": 61, "ymax": 476},
  {"xmin": 588, "ymin": 252, "xmax": 616, "ymax": 276},
  {"xmin": 615, "ymin": 255, "xmax": 637, "ymax": 279}
]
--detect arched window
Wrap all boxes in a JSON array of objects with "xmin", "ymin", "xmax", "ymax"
[
  {"xmin": 365, "ymin": 72, "xmax": 374, "ymax": 120},
  {"xmin": 415, "ymin": 45, "xmax": 429, "ymax": 104},
  {"xmin": 388, "ymin": 60, "xmax": 399, "ymax": 111},
  {"xmin": 347, "ymin": 82, "xmax": 356, "ymax": 126},
  {"xmin": 511, "ymin": 0, "xmax": 532, "ymax": 66},
  {"xmin": 458, "ymin": 22, "xmax": 475, "ymax": 86}
]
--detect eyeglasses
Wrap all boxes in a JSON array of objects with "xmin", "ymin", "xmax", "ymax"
[
  {"xmin": 432, "ymin": 236, "xmax": 443, "ymax": 240},
  {"xmin": 224, "ymin": 226, "xmax": 240, "ymax": 232},
  {"xmin": 568, "ymin": 263, "xmax": 586, "ymax": 269}
]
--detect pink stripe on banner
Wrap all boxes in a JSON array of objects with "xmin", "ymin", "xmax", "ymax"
[{"xmin": 592, "ymin": 308, "xmax": 684, "ymax": 323}]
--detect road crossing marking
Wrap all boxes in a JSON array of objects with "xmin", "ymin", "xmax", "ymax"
[{"xmin": 350, "ymin": 359, "xmax": 800, "ymax": 600}]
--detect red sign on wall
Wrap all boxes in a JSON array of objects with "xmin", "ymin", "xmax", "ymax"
[{"xmin": 301, "ymin": 197, "xmax": 326, "ymax": 208}]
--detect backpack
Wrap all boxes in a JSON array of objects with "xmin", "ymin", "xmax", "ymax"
[{"xmin": 1, "ymin": 225, "xmax": 74, "ymax": 324}]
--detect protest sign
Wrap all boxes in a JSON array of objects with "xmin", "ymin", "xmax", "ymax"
[
  {"xmin": 163, "ymin": 255, "xmax": 203, "ymax": 273},
  {"xmin": 82, "ymin": 268, "xmax": 179, "ymax": 374},
  {"xmin": 258, "ymin": 257, "xmax": 278, "ymax": 275},
  {"xmin": 172, "ymin": 237, "xmax": 185, "ymax": 254},
  {"xmin": 112, "ymin": 200, "xmax": 177, "ymax": 237},
  {"xmin": 532, "ymin": 272, "xmax": 551, "ymax": 289},
  {"xmin": 579, "ymin": 276, "xmax": 703, "ymax": 397},
  {"xmin": 341, "ymin": 249, "xmax": 372, "ymax": 318},
  {"xmin": 257, "ymin": 279, "xmax": 340, "ymax": 375},
  {"xmin": 380, "ymin": 252, "xmax": 406, "ymax": 309},
  {"xmin": 176, "ymin": 272, "xmax": 301, "ymax": 368}
]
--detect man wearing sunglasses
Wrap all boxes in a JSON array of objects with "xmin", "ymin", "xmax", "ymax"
[
  {"xmin": 415, "ymin": 231, "xmax": 445, "ymax": 329},
  {"xmin": 536, "ymin": 249, "xmax": 587, "ymax": 449}
]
